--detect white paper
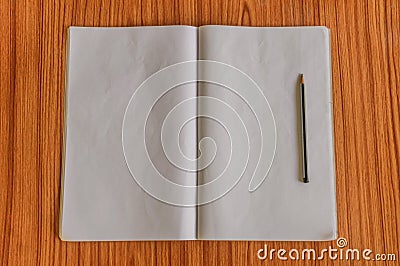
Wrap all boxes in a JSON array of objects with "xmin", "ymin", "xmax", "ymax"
[
  {"xmin": 60, "ymin": 26, "xmax": 337, "ymax": 241},
  {"xmin": 60, "ymin": 26, "xmax": 198, "ymax": 240},
  {"xmin": 197, "ymin": 26, "xmax": 336, "ymax": 240}
]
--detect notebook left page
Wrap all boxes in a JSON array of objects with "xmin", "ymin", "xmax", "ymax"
[{"xmin": 60, "ymin": 26, "xmax": 198, "ymax": 241}]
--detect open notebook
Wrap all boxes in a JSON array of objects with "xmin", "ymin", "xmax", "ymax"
[{"xmin": 60, "ymin": 26, "xmax": 337, "ymax": 241}]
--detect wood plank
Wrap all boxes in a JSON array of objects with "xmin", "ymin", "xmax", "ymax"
[{"xmin": 0, "ymin": 0, "xmax": 398, "ymax": 264}]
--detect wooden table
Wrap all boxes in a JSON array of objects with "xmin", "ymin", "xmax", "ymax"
[{"xmin": 0, "ymin": 0, "xmax": 399, "ymax": 265}]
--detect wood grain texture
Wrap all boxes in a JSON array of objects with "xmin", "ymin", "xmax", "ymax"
[{"xmin": 0, "ymin": 0, "xmax": 399, "ymax": 265}]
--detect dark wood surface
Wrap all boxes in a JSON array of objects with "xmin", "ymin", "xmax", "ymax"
[{"xmin": 0, "ymin": 0, "xmax": 399, "ymax": 265}]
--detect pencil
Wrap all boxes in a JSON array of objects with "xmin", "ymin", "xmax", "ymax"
[{"xmin": 300, "ymin": 74, "xmax": 309, "ymax": 183}]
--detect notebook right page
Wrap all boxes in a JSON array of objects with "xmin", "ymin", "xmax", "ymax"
[{"xmin": 197, "ymin": 26, "xmax": 337, "ymax": 240}]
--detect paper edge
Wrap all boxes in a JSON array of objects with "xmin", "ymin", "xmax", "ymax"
[
  {"xmin": 325, "ymin": 27, "xmax": 339, "ymax": 241},
  {"xmin": 59, "ymin": 27, "xmax": 71, "ymax": 241}
]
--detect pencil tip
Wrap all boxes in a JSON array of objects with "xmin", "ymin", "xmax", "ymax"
[{"xmin": 300, "ymin": 73, "xmax": 304, "ymax": 84}]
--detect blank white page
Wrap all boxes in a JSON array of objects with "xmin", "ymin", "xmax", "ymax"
[
  {"xmin": 60, "ymin": 26, "xmax": 198, "ymax": 240},
  {"xmin": 197, "ymin": 26, "xmax": 337, "ymax": 240}
]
